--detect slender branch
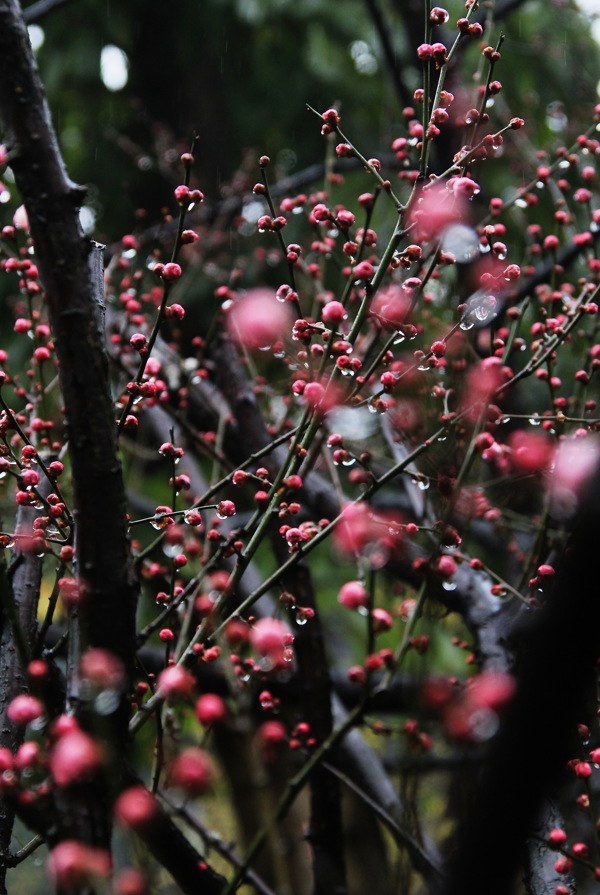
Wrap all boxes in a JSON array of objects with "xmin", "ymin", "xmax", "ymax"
[{"xmin": 22, "ymin": 0, "xmax": 70, "ymax": 22}]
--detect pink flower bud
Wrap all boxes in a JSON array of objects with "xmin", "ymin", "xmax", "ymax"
[
  {"xmin": 250, "ymin": 617, "xmax": 293, "ymax": 668},
  {"xmin": 338, "ymin": 580, "xmax": 368, "ymax": 610},
  {"xmin": 371, "ymin": 608, "xmax": 393, "ymax": 633},
  {"xmin": 303, "ymin": 381, "xmax": 325, "ymax": 407},
  {"xmin": 50, "ymin": 730, "xmax": 102, "ymax": 786},
  {"xmin": 417, "ymin": 43, "xmax": 434, "ymax": 60},
  {"xmin": 352, "ymin": 260, "xmax": 375, "ymax": 281},
  {"xmin": 162, "ymin": 262, "xmax": 182, "ymax": 282},
  {"xmin": 48, "ymin": 841, "xmax": 111, "ymax": 889},
  {"xmin": 195, "ymin": 693, "xmax": 228, "ymax": 726},
  {"xmin": 157, "ymin": 665, "xmax": 196, "ymax": 699},
  {"xmin": 227, "ymin": 288, "xmax": 292, "ymax": 352},
  {"xmin": 7, "ymin": 694, "xmax": 43, "ymax": 726},
  {"xmin": 168, "ymin": 747, "xmax": 214, "ymax": 795},
  {"xmin": 115, "ymin": 786, "xmax": 158, "ymax": 829},
  {"xmin": 321, "ymin": 301, "xmax": 347, "ymax": 326},
  {"xmin": 216, "ymin": 499, "xmax": 236, "ymax": 517}
]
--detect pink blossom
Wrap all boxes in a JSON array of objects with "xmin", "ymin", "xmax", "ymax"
[
  {"xmin": 7, "ymin": 694, "xmax": 43, "ymax": 726},
  {"xmin": 195, "ymin": 693, "xmax": 228, "ymax": 726},
  {"xmin": 408, "ymin": 181, "xmax": 468, "ymax": 242},
  {"xmin": 168, "ymin": 747, "xmax": 214, "ymax": 795},
  {"xmin": 250, "ymin": 617, "xmax": 293, "ymax": 669},
  {"xmin": 47, "ymin": 841, "xmax": 111, "ymax": 889},
  {"xmin": 227, "ymin": 288, "xmax": 292, "ymax": 351},
  {"xmin": 338, "ymin": 580, "xmax": 369, "ymax": 610},
  {"xmin": 50, "ymin": 730, "xmax": 103, "ymax": 786},
  {"xmin": 114, "ymin": 786, "xmax": 158, "ymax": 829},
  {"xmin": 157, "ymin": 665, "xmax": 196, "ymax": 699}
]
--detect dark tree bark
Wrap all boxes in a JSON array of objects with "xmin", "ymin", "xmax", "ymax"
[
  {"xmin": 0, "ymin": 0, "xmax": 135, "ymax": 856},
  {"xmin": 279, "ymin": 556, "xmax": 347, "ymax": 895},
  {"xmin": 432, "ymin": 459, "xmax": 600, "ymax": 895},
  {"xmin": 0, "ymin": 0, "xmax": 136, "ymax": 713},
  {"xmin": 0, "ymin": 489, "xmax": 48, "ymax": 892}
]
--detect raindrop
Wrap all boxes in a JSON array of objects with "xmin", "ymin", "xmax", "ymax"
[
  {"xmin": 515, "ymin": 198, "xmax": 528, "ymax": 208},
  {"xmin": 442, "ymin": 580, "xmax": 457, "ymax": 591},
  {"xmin": 342, "ymin": 456, "xmax": 356, "ymax": 467},
  {"xmin": 393, "ymin": 332, "xmax": 405, "ymax": 345},
  {"xmin": 295, "ymin": 616, "xmax": 308, "ymax": 626},
  {"xmin": 94, "ymin": 689, "xmax": 120, "ymax": 715},
  {"xmin": 100, "ymin": 45, "xmax": 129, "ymax": 92},
  {"xmin": 28, "ymin": 24, "xmax": 44, "ymax": 51},
  {"xmin": 546, "ymin": 101, "xmax": 568, "ymax": 133},
  {"xmin": 459, "ymin": 318, "xmax": 475, "ymax": 331},
  {"xmin": 441, "ymin": 224, "xmax": 480, "ymax": 264},
  {"xmin": 417, "ymin": 477, "xmax": 430, "ymax": 491},
  {"xmin": 469, "ymin": 707, "xmax": 499, "ymax": 741},
  {"xmin": 418, "ymin": 362, "xmax": 431, "ymax": 371},
  {"xmin": 528, "ymin": 416, "xmax": 541, "ymax": 426}
]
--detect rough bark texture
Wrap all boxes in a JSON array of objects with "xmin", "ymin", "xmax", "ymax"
[
  {"xmin": 432, "ymin": 460, "xmax": 600, "ymax": 895},
  {"xmin": 279, "ymin": 556, "xmax": 347, "ymax": 895},
  {"xmin": 0, "ymin": 492, "xmax": 47, "ymax": 892},
  {"xmin": 0, "ymin": 0, "xmax": 135, "ymax": 862},
  {"xmin": 0, "ymin": 0, "xmax": 135, "ymax": 726}
]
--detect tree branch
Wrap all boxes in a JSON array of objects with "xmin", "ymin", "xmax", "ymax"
[
  {"xmin": 0, "ymin": 490, "xmax": 48, "ymax": 894},
  {"xmin": 432, "ymin": 458, "xmax": 600, "ymax": 895},
  {"xmin": 0, "ymin": 0, "xmax": 136, "ymax": 857}
]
